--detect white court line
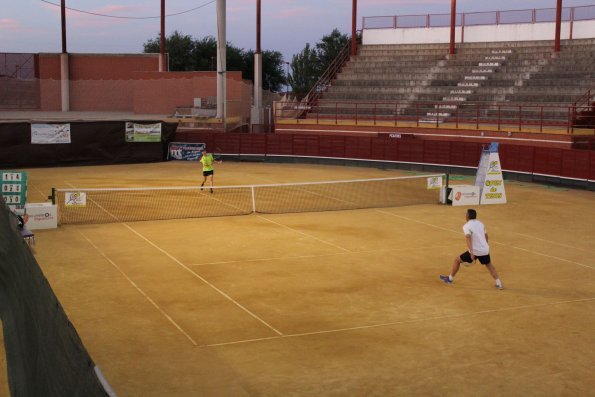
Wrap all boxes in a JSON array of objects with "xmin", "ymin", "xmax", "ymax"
[
  {"xmin": 510, "ymin": 232, "xmax": 595, "ymax": 253},
  {"xmin": 188, "ymin": 245, "xmax": 452, "ymax": 267},
  {"xmin": 77, "ymin": 230, "xmax": 199, "ymax": 346},
  {"xmin": 121, "ymin": 223, "xmax": 284, "ymax": 336},
  {"xmin": 205, "ymin": 296, "xmax": 595, "ymax": 348},
  {"xmin": 66, "ymin": 182, "xmax": 121, "ymax": 222},
  {"xmin": 256, "ymin": 215, "xmax": 352, "ymax": 253},
  {"xmin": 491, "ymin": 241, "xmax": 595, "ymax": 270},
  {"xmin": 377, "ymin": 210, "xmax": 595, "ymax": 270}
]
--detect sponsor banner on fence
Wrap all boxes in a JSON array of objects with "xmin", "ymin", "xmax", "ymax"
[
  {"xmin": 167, "ymin": 142, "xmax": 206, "ymax": 161},
  {"xmin": 31, "ymin": 123, "xmax": 71, "ymax": 144},
  {"xmin": 125, "ymin": 122, "xmax": 162, "ymax": 142}
]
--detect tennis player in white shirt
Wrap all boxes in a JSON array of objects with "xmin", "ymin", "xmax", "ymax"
[{"xmin": 440, "ymin": 209, "xmax": 504, "ymax": 290}]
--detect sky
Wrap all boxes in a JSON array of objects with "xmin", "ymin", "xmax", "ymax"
[{"xmin": 1, "ymin": 0, "xmax": 594, "ymax": 62}]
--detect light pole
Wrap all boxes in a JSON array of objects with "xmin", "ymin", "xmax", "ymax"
[{"xmin": 285, "ymin": 61, "xmax": 290, "ymax": 96}]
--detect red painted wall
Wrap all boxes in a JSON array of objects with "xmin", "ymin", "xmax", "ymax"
[{"xmin": 174, "ymin": 131, "xmax": 595, "ymax": 182}]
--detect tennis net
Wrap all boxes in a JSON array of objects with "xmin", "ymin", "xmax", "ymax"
[{"xmin": 51, "ymin": 174, "xmax": 445, "ymax": 225}]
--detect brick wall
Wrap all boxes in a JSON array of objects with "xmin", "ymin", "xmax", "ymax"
[{"xmin": 35, "ymin": 54, "xmax": 252, "ymax": 116}]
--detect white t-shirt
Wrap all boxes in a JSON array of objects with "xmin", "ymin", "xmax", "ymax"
[{"xmin": 462, "ymin": 219, "xmax": 489, "ymax": 256}]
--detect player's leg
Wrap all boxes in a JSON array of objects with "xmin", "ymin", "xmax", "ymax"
[
  {"xmin": 208, "ymin": 173, "xmax": 214, "ymax": 193},
  {"xmin": 200, "ymin": 172, "xmax": 207, "ymax": 189},
  {"xmin": 440, "ymin": 252, "xmax": 468, "ymax": 284},
  {"xmin": 484, "ymin": 262, "xmax": 503, "ymax": 289}
]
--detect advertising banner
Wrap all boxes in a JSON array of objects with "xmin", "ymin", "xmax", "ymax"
[
  {"xmin": 448, "ymin": 185, "xmax": 481, "ymax": 206},
  {"xmin": 167, "ymin": 142, "xmax": 206, "ymax": 161},
  {"xmin": 64, "ymin": 192, "xmax": 87, "ymax": 207},
  {"xmin": 31, "ymin": 124, "xmax": 71, "ymax": 144},
  {"xmin": 426, "ymin": 176, "xmax": 443, "ymax": 190},
  {"xmin": 125, "ymin": 122, "xmax": 162, "ymax": 142},
  {"xmin": 25, "ymin": 203, "xmax": 58, "ymax": 230}
]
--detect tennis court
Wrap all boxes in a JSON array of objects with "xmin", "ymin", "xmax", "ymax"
[{"xmin": 2, "ymin": 161, "xmax": 595, "ymax": 396}]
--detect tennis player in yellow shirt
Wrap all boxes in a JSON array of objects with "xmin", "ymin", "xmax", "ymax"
[{"xmin": 200, "ymin": 148, "xmax": 221, "ymax": 193}]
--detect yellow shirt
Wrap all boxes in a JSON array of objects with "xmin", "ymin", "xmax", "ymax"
[{"xmin": 200, "ymin": 153, "xmax": 214, "ymax": 171}]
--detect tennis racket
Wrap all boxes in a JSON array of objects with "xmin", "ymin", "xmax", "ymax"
[{"xmin": 214, "ymin": 147, "xmax": 223, "ymax": 162}]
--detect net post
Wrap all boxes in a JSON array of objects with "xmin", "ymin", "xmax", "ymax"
[
  {"xmin": 251, "ymin": 186, "xmax": 256, "ymax": 213},
  {"xmin": 49, "ymin": 187, "xmax": 56, "ymax": 205},
  {"xmin": 442, "ymin": 173, "xmax": 450, "ymax": 204}
]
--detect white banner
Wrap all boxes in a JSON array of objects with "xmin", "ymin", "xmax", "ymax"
[
  {"xmin": 426, "ymin": 176, "xmax": 443, "ymax": 190},
  {"xmin": 449, "ymin": 185, "xmax": 481, "ymax": 206},
  {"xmin": 125, "ymin": 122, "xmax": 162, "ymax": 142},
  {"xmin": 64, "ymin": 192, "xmax": 87, "ymax": 207},
  {"xmin": 31, "ymin": 123, "xmax": 71, "ymax": 144}
]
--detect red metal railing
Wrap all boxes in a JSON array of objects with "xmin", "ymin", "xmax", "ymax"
[
  {"xmin": 572, "ymin": 87, "xmax": 595, "ymax": 128},
  {"xmin": 304, "ymin": 39, "xmax": 354, "ymax": 110},
  {"xmin": 363, "ymin": 5, "xmax": 595, "ymax": 29},
  {"xmin": 275, "ymin": 99, "xmax": 595, "ymax": 134}
]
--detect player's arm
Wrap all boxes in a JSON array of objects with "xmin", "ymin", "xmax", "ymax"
[
  {"xmin": 485, "ymin": 232, "xmax": 488, "ymax": 243},
  {"xmin": 465, "ymin": 234, "xmax": 474, "ymax": 259}
]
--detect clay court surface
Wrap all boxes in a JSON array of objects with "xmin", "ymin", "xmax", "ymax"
[{"xmin": 1, "ymin": 161, "xmax": 594, "ymax": 396}]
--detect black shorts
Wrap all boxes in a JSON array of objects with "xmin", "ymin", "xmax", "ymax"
[
  {"xmin": 460, "ymin": 251, "xmax": 491, "ymax": 265},
  {"xmin": 203, "ymin": 170, "xmax": 214, "ymax": 176}
]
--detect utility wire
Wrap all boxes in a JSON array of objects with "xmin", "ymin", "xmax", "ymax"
[{"xmin": 39, "ymin": 0, "xmax": 216, "ymax": 19}]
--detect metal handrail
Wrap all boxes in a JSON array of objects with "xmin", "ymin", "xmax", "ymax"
[
  {"xmin": 274, "ymin": 99, "xmax": 595, "ymax": 134},
  {"xmin": 363, "ymin": 5, "xmax": 595, "ymax": 29},
  {"xmin": 304, "ymin": 38, "xmax": 354, "ymax": 111}
]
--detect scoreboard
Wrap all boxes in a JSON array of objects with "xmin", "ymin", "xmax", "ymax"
[{"xmin": 1, "ymin": 171, "xmax": 28, "ymax": 214}]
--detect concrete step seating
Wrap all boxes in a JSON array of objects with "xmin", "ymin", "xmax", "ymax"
[{"xmin": 308, "ymin": 39, "xmax": 595, "ymax": 126}]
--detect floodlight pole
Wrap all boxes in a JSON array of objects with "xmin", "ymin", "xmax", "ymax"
[
  {"xmin": 159, "ymin": 0, "xmax": 166, "ymax": 71},
  {"xmin": 351, "ymin": 0, "xmax": 357, "ymax": 57},
  {"xmin": 253, "ymin": 0, "xmax": 263, "ymax": 125},
  {"xmin": 60, "ymin": 0, "xmax": 70, "ymax": 111},
  {"xmin": 216, "ymin": 0, "xmax": 227, "ymax": 130},
  {"xmin": 554, "ymin": 0, "xmax": 563, "ymax": 52},
  {"xmin": 449, "ymin": 0, "xmax": 457, "ymax": 55}
]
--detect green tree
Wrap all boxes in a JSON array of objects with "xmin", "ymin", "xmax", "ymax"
[
  {"xmin": 288, "ymin": 29, "xmax": 350, "ymax": 94},
  {"xmin": 191, "ymin": 36, "xmax": 217, "ymax": 71},
  {"xmin": 288, "ymin": 43, "xmax": 320, "ymax": 95},
  {"xmin": 142, "ymin": 32, "xmax": 286, "ymax": 92},
  {"xmin": 244, "ymin": 50, "xmax": 286, "ymax": 92},
  {"xmin": 143, "ymin": 30, "xmax": 195, "ymax": 71},
  {"xmin": 316, "ymin": 28, "xmax": 350, "ymax": 73}
]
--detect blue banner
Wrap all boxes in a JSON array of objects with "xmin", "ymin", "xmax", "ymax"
[{"xmin": 167, "ymin": 142, "xmax": 206, "ymax": 161}]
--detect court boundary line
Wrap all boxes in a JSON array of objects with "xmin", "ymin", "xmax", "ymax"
[
  {"xmin": 77, "ymin": 230, "xmax": 199, "ymax": 346},
  {"xmin": 187, "ymin": 244, "xmax": 453, "ymax": 267},
  {"xmin": 204, "ymin": 296, "xmax": 595, "ymax": 347},
  {"xmin": 121, "ymin": 223, "xmax": 284, "ymax": 336},
  {"xmin": 510, "ymin": 232, "xmax": 595, "ymax": 253}
]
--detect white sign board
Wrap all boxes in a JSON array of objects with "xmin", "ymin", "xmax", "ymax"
[
  {"xmin": 31, "ymin": 124, "xmax": 71, "ymax": 144},
  {"xmin": 25, "ymin": 203, "xmax": 57, "ymax": 230},
  {"xmin": 449, "ymin": 185, "xmax": 480, "ymax": 206}
]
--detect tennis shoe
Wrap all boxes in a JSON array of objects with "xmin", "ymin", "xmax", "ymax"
[
  {"xmin": 439, "ymin": 275, "xmax": 452, "ymax": 285},
  {"xmin": 495, "ymin": 284, "xmax": 504, "ymax": 290}
]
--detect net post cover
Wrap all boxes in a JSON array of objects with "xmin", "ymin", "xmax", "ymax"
[{"xmin": 0, "ymin": 201, "xmax": 111, "ymax": 397}]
